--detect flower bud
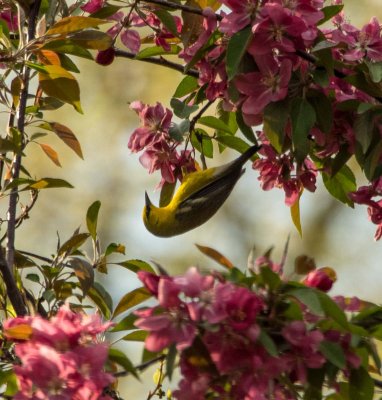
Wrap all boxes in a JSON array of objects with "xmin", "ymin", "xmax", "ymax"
[
  {"xmin": 96, "ymin": 48, "xmax": 115, "ymax": 66},
  {"xmin": 302, "ymin": 267, "xmax": 336, "ymax": 292}
]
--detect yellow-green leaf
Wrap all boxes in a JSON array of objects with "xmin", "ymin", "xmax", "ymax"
[
  {"xmin": 290, "ymin": 192, "xmax": 303, "ymax": 237},
  {"xmin": 113, "ymin": 287, "xmax": 152, "ymax": 318},
  {"xmin": 70, "ymin": 30, "xmax": 113, "ymax": 50},
  {"xmin": 46, "ymin": 16, "xmax": 108, "ymax": 36},
  {"xmin": 10, "ymin": 76, "xmax": 22, "ymax": 108},
  {"xmin": 4, "ymin": 324, "xmax": 33, "ymax": 340},
  {"xmin": 195, "ymin": 244, "xmax": 234, "ymax": 269},
  {"xmin": 39, "ymin": 143, "xmax": 61, "ymax": 166},
  {"xmin": 38, "ymin": 65, "xmax": 82, "ymax": 113}
]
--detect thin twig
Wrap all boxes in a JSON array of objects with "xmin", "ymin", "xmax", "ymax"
[
  {"xmin": 113, "ymin": 354, "xmax": 166, "ymax": 378},
  {"xmin": 114, "ymin": 48, "xmax": 199, "ymax": 78}
]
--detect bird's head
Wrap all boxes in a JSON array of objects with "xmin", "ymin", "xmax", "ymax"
[{"xmin": 143, "ymin": 191, "xmax": 160, "ymax": 232}]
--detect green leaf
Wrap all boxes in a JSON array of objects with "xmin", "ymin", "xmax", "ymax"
[
  {"xmin": 354, "ymin": 109, "xmax": 376, "ymax": 153},
  {"xmin": 291, "ymin": 98, "xmax": 316, "ymax": 163},
  {"xmin": 197, "ymin": 116, "xmax": 233, "ymax": 134},
  {"xmin": 0, "ymin": 369, "xmax": 18, "ymax": 396},
  {"xmin": 318, "ymin": 5, "xmax": 344, "ymax": 25},
  {"xmin": 58, "ymin": 233, "xmax": 90, "ymax": 257},
  {"xmin": 366, "ymin": 61, "xmax": 382, "ymax": 83},
  {"xmin": 308, "ymin": 90, "xmax": 333, "ymax": 134},
  {"xmin": 191, "ymin": 129, "xmax": 213, "ymax": 158},
  {"xmin": 87, "ymin": 281, "xmax": 113, "ymax": 319},
  {"xmin": 226, "ymin": 26, "xmax": 252, "ymax": 80},
  {"xmin": 363, "ymin": 140, "xmax": 382, "ymax": 181},
  {"xmin": 322, "ymin": 165, "xmax": 356, "ymax": 207},
  {"xmin": 116, "ymin": 259, "xmax": 155, "ymax": 274},
  {"xmin": 349, "ymin": 368, "xmax": 374, "ymax": 400},
  {"xmin": 173, "ymin": 76, "xmax": 199, "ymax": 98},
  {"xmin": 170, "ymin": 98, "xmax": 198, "ymax": 118},
  {"xmin": 215, "ymin": 135, "xmax": 251, "ymax": 154},
  {"xmin": 258, "ymin": 330, "xmax": 278, "ymax": 356},
  {"xmin": 169, "ymin": 120, "xmax": 189, "ymax": 142},
  {"xmin": 111, "ymin": 314, "xmax": 138, "ymax": 332},
  {"xmin": 166, "ymin": 344, "xmax": 177, "ymax": 380},
  {"xmin": 86, "ymin": 200, "xmax": 101, "ymax": 241},
  {"xmin": 108, "ymin": 348, "xmax": 139, "ymax": 379},
  {"xmin": 135, "ymin": 44, "xmax": 181, "ymax": 59},
  {"xmin": 113, "ymin": 287, "xmax": 152, "ymax": 318},
  {"xmin": 38, "ymin": 65, "xmax": 82, "ymax": 113},
  {"xmin": 26, "ymin": 273, "xmax": 40, "ymax": 283},
  {"xmin": 122, "ymin": 330, "xmax": 148, "ymax": 342},
  {"xmin": 70, "ymin": 257, "xmax": 94, "ymax": 295},
  {"xmin": 105, "ymin": 243, "xmax": 125, "ymax": 256},
  {"xmin": 160, "ymin": 181, "xmax": 176, "ymax": 207},
  {"xmin": 41, "ymin": 39, "xmax": 93, "ymax": 59},
  {"xmin": 27, "ymin": 178, "xmax": 74, "ymax": 190},
  {"xmin": 263, "ymin": 100, "xmax": 290, "ymax": 153},
  {"xmin": 319, "ymin": 341, "xmax": 346, "ymax": 369},
  {"xmin": 288, "ymin": 287, "xmax": 324, "ymax": 316},
  {"xmin": 236, "ymin": 110, "xmax": 257, "ymax": 144},
  {"xmin": 153, "ymin": 9, "xmax": 179, "ymax": 37},
  {"xmin": 316, "ymin": 291, "xmax": 348, "ymax": 328}
]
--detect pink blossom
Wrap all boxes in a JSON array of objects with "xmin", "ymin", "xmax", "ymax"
[
  {"xmin": 80, "ymin": 0, "xmax": 104, "ymax": 13},
  {"xmin": 128, "ymin": 102, "xmax": 173, "ymax": 152},
  {"xmin": 4, "ymin": 304, "xmax": 114, "ymax": 400},
  {"xmin": 121, "ymin": 29, "xmax": 141, "ymax": 54},
  {"xmin": 235, "ymin": 57, "xmax": 292, "ymax": 121},
  {"xmin": 219, "ymin": 0, "xmax": 258, "ymax": 35},
  {"xmin": 0, "ymin": 8, "xmax": 18, "ymax": 31},
  {"xmin": 135, "ymin": 307, "xmax": 196, "ymax": 352},
  {"xmin": 302, "ymin": 267, "xmax": 336, "ymax": 292},
  {"xmin": 249, "ymin": 4, "xmax": 308, "ymax": 56},
  {"xmin": 331, "ymin": 17, "xmax": 382, "ymax": 62}
]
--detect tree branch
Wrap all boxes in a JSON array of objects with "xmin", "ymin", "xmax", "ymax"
[
  {"xmin": 4, "ymin": 0, "xmax": 41, "ymax": 316},
  {"xmin": 114, "ymin": 48, "xmax": 199, "ymax": 78},
  {"xmin": 140, "ymin": 0, "xmax": 222, "ymax": 20}
]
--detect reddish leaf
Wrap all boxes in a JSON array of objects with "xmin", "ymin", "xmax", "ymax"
[
  {"xmin": 195, "ymin": 244, "xmax": 234, "ymax": 269},
  {"xmin": 39, "ymin": 143, "xmax": 61, "ymax": 166}
]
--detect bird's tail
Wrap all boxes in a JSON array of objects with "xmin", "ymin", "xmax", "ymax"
[{"xmin": 234, "ymin": 144, "xmax": 262, "ymax": 167}]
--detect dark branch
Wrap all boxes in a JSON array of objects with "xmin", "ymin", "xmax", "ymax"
[
  {"xmin": 114, "ymin": 48, "xmax": 199, "ymax": 78},
  {"xmin": 140, "ymin": 0, "xmax": 222, "ymax": 21}
]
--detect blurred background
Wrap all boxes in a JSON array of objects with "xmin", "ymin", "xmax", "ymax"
[{"xmin": 2, "ymin": 1, "xmax": 382, "ymax": 397}]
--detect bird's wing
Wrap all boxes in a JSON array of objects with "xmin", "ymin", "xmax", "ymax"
[{"xmin": 175, "ymin": 168, "xmax": 245, "ymax": 222}]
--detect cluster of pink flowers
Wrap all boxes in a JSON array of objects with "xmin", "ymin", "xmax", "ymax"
[
  {"xmin": 4, "ymin": 304, "xmax": 114, "ymax": 400},
  {"xmin": 349, "ymin": 177, "xmax": 382, "ymax": 240},
  {"xmin": 135, "ymin": 263, "xmax": 359, "ymax": 399},
  {"xmin": 252, "ymin": 133, "xmax": 317, "ymax": 206},
  {"xmin": 128, "ymin": 101, "xmax": 196, "ymax": 187}
]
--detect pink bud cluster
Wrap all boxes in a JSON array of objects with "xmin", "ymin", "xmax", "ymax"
[
  {"xmin": 128, "ymin": 101, "xmax": 196, "ymax": 187},
  {"xmin": 4, "ymin": 304, "xmax": 114, "ymax": 400},
  {"xmin": 135, "ymin": 265, "xmax": 360, "ymax": 399}
]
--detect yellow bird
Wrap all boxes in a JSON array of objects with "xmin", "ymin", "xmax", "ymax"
[{"xmin": 143, "ymin": 145, "xmax": 261, "ymax": 237}]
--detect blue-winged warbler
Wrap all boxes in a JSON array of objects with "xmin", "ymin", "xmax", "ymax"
[{"xmin": 143, "ymin": 145, "xmax": 261, "ymax": 237}]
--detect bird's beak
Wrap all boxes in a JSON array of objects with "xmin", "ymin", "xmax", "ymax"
[{"xmin": 145, "ymin": 191, "xmax": 152, "ymax": 208}]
